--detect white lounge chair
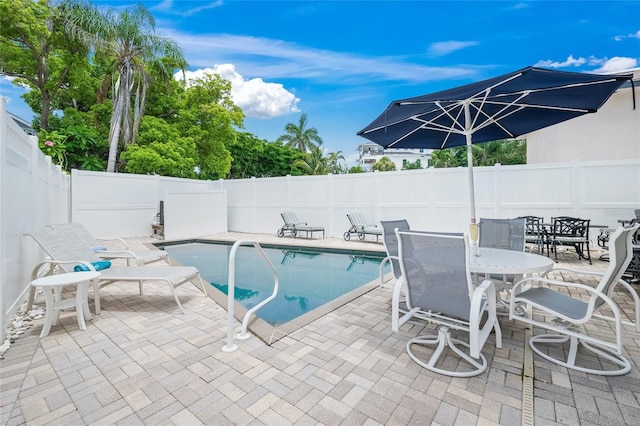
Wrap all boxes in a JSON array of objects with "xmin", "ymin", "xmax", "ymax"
[
  {"xmin": 25, "ymin": 227, "xmax": 207, "ymax": 314},
  {"xmin": 48, "ymin": 222, "xmax": 169, "ymax": 265}
]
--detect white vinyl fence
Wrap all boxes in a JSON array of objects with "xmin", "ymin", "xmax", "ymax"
[
  {"xmin": 71, "ymin": 160, "xmax": 640, "ymax": 239},
  {"xmin": 1, "ymin": 97, "xmax": 70, "ymax": 342},
  {"xmin": 2, "ymin": 93, "xmax": 640, "ymax": 342}
]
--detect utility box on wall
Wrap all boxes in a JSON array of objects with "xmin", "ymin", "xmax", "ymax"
[{"xmin": 163, "ymin": 190, "xmax": 228, "ymax": 240}]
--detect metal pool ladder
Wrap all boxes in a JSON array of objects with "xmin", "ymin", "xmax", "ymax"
[{"xmin": 223, "ymin": 240, "xmax": 279, "ymax": 352}]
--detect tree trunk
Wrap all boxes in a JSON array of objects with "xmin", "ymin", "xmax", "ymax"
[{"xmin": 106, "ymin": 73, "xmax": 126, "ymax": 172}]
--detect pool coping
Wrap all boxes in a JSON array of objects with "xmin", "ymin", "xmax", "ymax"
[{"xmin": 147, "ymin": 236, "xmax": 390, "ymax": 345}]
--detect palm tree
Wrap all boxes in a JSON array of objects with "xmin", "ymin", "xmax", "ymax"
[
  {"xmin": 326, "ymin": 151, "xmax": 345, "ymax": 174},
  {"xmin": 293, "ymin": 145, "xmax": 328, "ymax": 175},
  {"xmin": 62, "ymin": 1, "xmax": 187, "ymax": 172},
  {"xmin": 277, "ymin": 113, "xmax": 323, "ymax": 153},
  {"xmin": 372, "ymin": 156, "xmax": 396, "ymax": 172}
]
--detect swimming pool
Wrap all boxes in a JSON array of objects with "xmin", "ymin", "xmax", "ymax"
[{"xmin": 158, "ymin": 240, "xmax": 388, "ymax": 342}]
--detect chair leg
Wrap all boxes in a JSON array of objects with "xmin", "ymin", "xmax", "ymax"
[
  {"xmin": 406, "ymin": 326, "xmax": 487, "ymax": 377},
  {"xmin": 529, "ymin": 333, "xmax": 630, "ymax": 376}
]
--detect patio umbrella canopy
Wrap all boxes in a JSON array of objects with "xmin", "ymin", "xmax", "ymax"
[{"xmin": 357, "ymin": 66, "xmax": 634, "ymax": 232}]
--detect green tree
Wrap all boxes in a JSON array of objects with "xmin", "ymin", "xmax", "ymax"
[
  {"xmin": 62, "ymin": 0, "xmax": 187, "ymax": 172},
  {"xmin": 429, "ymin": 147, "xmax": 464, "ymax": 168},
  {"xmin": 0, "ymin": 0, "xmax": 88, "ymax": 131},
  {"xmin": 120, "ymin": 115, "xmax": 196, "ymax": 177},
  {"xmin": 227, "ymin": 132, "xmax": 304, "ymax": 178},
  {"xmin": 430, "ymin": 140, "xmax": 526, "ymax": 168},
  {"xmin": 175, "ymin": 73, "xmax": 244, "ymax": 179},
  {"xmin": 277, "ymin": 113, "xmax": 323, "ymax": 153},
  {"xmin": 348, "ymin": 165, "xmax": 366, "ymax": 173},
  {"xmin": 326, "ymin": 151, "xmax": 346, "ymax": 174},
  {"xmin": 372, "ymin": 156, "xmax": 396, "ymax": 172},
  {"xmin": 294, "ymin": 145, "xmax": 328, "ymax": 175},
  {"xmin": 402, "ymin": 159, "xmax": 422, "ymax": 170}
]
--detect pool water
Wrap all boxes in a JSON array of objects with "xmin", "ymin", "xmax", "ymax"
[{"xmin": 160, "ymin": 242, "xmax": 388, "ymax": 326}]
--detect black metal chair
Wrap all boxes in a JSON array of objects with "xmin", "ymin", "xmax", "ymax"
[
  {"xmin": 517, "ymin": 216, "xmax": 546, "ymax": 254},
  {"xmin": 548, "ymin": 216, "xmax": 592, "ymax": 264}
]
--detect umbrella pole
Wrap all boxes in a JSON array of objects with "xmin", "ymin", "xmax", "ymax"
[{"xmin": 464, "ymin": 102, "xmax": 479, "ymax": 256}]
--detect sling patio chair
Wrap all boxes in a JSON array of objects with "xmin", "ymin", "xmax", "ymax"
[
  {"xmin": 25, "ymin": 227, "xmax": 207, "ymax": 315},
  {"xmin": 517, "ymin": 215, "xmax": 547, "ymax": 255},
  {"xmin": 477, "ymin": 217, "xmax": 526, "ymax": 309},
  {"xmin": 344, "ymin": 213, "xmax": 383, "ymax": 241},
  {"xmin": 47, "ymin": 222, "xmax": 170, "ymax": 266},
  {"xmin": 392, "ymin": 229, "xmax": 502, "ymax": 377},
  {"xmin": 379, "ymin": 219, "xmax": 410, "ymax": 291},
  {"xmin": 277, "ymin": 211, "xmax": 325, "ymax": 239},
  {"xmin": 509, "ymin": 225, "xmax": 640, "ymax": 375}
]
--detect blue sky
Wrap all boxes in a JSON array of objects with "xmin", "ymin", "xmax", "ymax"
[{"xmin": 1, "ymin": 0, "xmax": 639, "ymax": 166}]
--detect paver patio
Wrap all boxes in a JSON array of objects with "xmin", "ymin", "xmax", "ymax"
[{"xmin": 1, "ymin": 233, "xmax": 639, "ymax": 425}]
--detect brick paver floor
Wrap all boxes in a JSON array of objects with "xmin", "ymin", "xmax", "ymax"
[{"xmin": 1, "ymin": 233, "xmax": 639, "ymax": 425}]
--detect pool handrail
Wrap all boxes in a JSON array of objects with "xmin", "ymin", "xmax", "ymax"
[{"xmin": 222, "ymin": 240, "xmax": 279, "ymax": 352}]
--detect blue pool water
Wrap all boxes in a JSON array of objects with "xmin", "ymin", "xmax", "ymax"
[{"xmin": 160, "ymin": 242, "xmax": 388, "ymax": 326}]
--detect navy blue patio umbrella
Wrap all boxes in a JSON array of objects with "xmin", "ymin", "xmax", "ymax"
[{"xmin": 357, "ymin": 66, "xmax": 634, "ymax": 239}]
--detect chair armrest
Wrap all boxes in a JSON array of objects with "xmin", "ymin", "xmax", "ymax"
[
  {"xmin": 542, "ymin": 267, "xmax": 604, "ymax": 279},
  {"xmin": 96, "ymin": 249, "xmax": 145, "ymax": 265},
  {"xmin": 96, "ymin": 237, "xmax": 131, "ymax": 250},
  {"xmin": 608, "ymin": 278, "xmax": 640, "ymax": 331},
  {"xmin": 30, "ymin": 259, "xmax": 96, "ymax": 280}
]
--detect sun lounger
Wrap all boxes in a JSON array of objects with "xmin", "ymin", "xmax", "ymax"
[
  {"xmin": 344, "ymin": 213, "xmax": 382, "ymax": 241},
  {"xmin": 277, "ymin": 211, "xmax": 325, "ymax": 239},
  {"xmin": 25, "ymin": 227, "xmax": 207, "ymax": 314},
  {"xmin": 47, "ymin": 222, "xmax": 169, "ymax": 265}
]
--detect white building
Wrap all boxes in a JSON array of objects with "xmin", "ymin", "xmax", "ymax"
[
  {"xmin": 526, "ymin": 68, "xmax": 640, "ymax": 163},
  {"xmin": 357, "ymin": 142, "xmax": 432, "ymax": 171}
]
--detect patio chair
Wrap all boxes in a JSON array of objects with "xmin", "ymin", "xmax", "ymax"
[
  {"xmin": 379, "ymin": 219, "xmax": 410, "ymax": 290},
  {"xmin": 548, "ymin": 216, "xmax": 592, "ymax": 264},
  {"xmin": 478, "ymin": 218, "xmax": 526, "ymax": 308},
  {"xmin": 392, "ymin": 230, "xmax": 502, "ymax": 377},
  {"xmin": 277, "ymin": 211, "xmax": 325, "ymax": 239},
  {"xmin": 517, "ymin": 216, "xmax": 546, "ymax": 254},
  {"xmin": 509, "ymin": 225, "xmax": 640, "ymax": 375},
  {"xmin": 48, "ymin": 222, "xmax": 170, "ymax": 266},
  {"xmin": 344, "ymin": 213, "xmax": 382, "ymax": 241},
  {"xmin": 25, "ymin": 227, "xmax": 208, "ymax": 315}
]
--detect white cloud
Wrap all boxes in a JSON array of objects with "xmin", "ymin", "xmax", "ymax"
[
  {"xmin": 534, "ymin": 55, "xmax": 586, "ymax": 68},
  {"xmin": 180, "ymin": 64, "xmax": 300, "ymax": 119},
  {"xmin": 592, "ymin": 57, "xmax": 638, "ymax": 73},
  {"xmin": 614, "ymin": 30, "xmax": 640, "ymax": 41},
  {"xmin": 428, "ymin": 41, "xmax": 479, "ymax": 57},
  {"xmin": 152, "ymin": 0, "xmax": 223, "ymax": 17},
  {"xmin": 533, "ymin": 54, "xmax": 637, "ymax": 74},
  {"xmin": 163, "ymin": 30, "xmax": 477, "ymax": 84}
]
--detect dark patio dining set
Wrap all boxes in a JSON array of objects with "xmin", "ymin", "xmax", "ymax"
[{"xmin": 520, "ymin": 213, "xmax": 640, "ymax": 281}]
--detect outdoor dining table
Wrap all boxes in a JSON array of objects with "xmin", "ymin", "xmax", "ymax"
[{"xmin": 469, "ymin": 247, "xmax": 554, "ymax": 276}]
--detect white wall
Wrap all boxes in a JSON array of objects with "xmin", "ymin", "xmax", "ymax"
[
  {"xmin": 164, "ymin": 190, "xmax": 227, "ymax": 240},
  {"xmin": 1, "ymin": 97, "xmax": 70, "ymax": 341},
  {"xmin": 71, "ymin": 170, "xmax": 227, "ymax": 238},
  {"xmin": 71, "ymin": 161, "xmax": 640, "ymax": 240},
  {"xmin": 527, "ymin": 84, "xmax": 640, "ymax": 163},
  {"xmin": 221, "ymin": 161, "xmax": 640, "ymax": 238}
]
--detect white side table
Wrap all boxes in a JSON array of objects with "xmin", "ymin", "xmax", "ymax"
[{"xmin": 30, "ymin": 271, "xmax": 101, "ymax": 338}]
